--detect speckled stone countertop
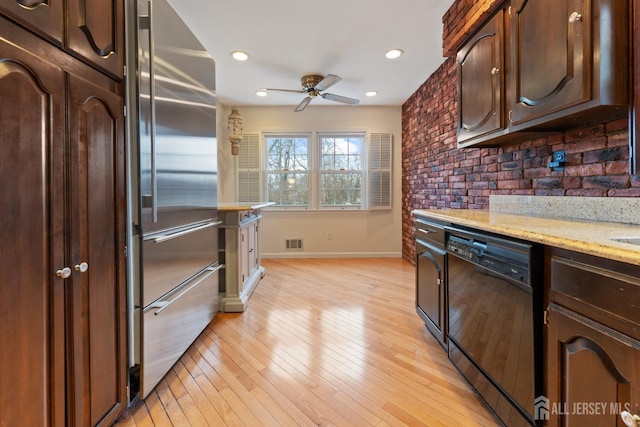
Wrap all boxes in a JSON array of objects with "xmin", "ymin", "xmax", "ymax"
[
  {"xmin": 411, "ymin": 207, "xmax": 640, "ymax": 266},
  {"xmin": 218, "ymin": 202, "xmax": 275, "ymax": 211}
]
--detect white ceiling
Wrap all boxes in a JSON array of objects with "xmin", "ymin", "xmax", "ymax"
[{"xmin": 168, "ymin": 0, "xmax": 454, "ymax": 110}]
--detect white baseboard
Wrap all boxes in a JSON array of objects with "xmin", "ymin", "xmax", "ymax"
[{"xmin": 262, "ymin": 251, "xmax": 402, "ymax": 259}]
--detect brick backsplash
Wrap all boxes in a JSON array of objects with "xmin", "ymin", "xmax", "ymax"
[{"xmin": 401, "ymin": 57, "xmax": 640, "ymax": 262}]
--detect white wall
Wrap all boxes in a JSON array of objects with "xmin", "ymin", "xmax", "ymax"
[{"xmin": 217, "ymin": 104, "xmax": 403, "ymax": 258}]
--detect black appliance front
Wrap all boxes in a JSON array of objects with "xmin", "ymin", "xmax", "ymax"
[{"xmin": 446, "ymin": 227, "xmax": 542, "ymax": 427}]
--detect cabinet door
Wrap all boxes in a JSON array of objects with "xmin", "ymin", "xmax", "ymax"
[
  {"xmin": 457, "ymin": 9, "xmax": 504, "ymax": 145},
  {"xmin": 240, "ymin": 225, "xmax": 250, "ymax": 288},
  {"xmin": 416, "ymin": 243, "xmax": 446, "ymax": 346},
  {"xmin": 509, "ymin": 0, "xmax": 590, "ymax": 126},
  {"xmin": 67, "ymin": 72, "xmax": 126, "ymax": 426},
  {"xmin": 546, "ymin": 304, "xmax": 640, "ymax": 426},
  {"xmin": 0, "ymin": 27, "xmax": 66, "ymax": 427},
  {"xmin": 248, "ymin": 220, "xmax": 258, "ymax": 276},
  {"xmin": 66, "ymin": 0, "xmax": 124, "ymax": 79},
  {"xmin": 0, "ymin": 0, "xmax": 64, "ymax": 45}
]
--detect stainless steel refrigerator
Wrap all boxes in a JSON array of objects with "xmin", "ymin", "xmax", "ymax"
[{"xmin": 127, "ymin": 0, "xmax": 220, "ymax": 399}]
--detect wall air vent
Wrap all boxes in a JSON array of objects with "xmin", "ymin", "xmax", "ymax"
[{"xmin": 285, "ymin": 239, "xmax": 303, "ymax": 250}]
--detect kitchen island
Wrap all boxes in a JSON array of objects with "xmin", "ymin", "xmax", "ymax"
[{"xmin": 218, "ymin": 202, "xmax": 274, "ymax": 312}]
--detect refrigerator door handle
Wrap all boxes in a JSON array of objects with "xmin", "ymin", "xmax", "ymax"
[
  {"xmin": 147, "ymin": 263, "xmax": 223, "ymax": 316},
  {"xmin": 151, "ymin": 220, "xmax": 222, "ymax": 243},
  {"xmin": 147, "ymin": 0, "xmax": 158, "ymax": 223}
]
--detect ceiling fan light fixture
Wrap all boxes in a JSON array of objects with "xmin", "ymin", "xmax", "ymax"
[
  {"xmin": 255, "ymin": 89, "xmax": 268, "ymax": 97},
  {"xmin": 230, "ymin": 50, "xmax": 249, "ymax": 61},
  {"xmin": 366, "ymin": 91, "xmax": 378, "ymax": 97},
  {"xmin": 385, "ymin": 48, "xmax": 404, "ymax": 59},
  {"xmin": 265, "ymin": 73, "xmax": 360, "ymax": 112}
]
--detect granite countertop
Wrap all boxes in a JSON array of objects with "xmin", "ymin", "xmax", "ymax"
[
  {"xmin": 218, "ymin": 202, "xmax": 275, "ymax": 211},
  {"xmin": 412, "ymin": 208, "xmax": 640, "ymax": 265}
]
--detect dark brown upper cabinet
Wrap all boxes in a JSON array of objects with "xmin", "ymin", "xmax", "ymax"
[
  {"xmin": 0, "ymin": 0, "xmax": 124, "ymax": 79},
  {"xmin": 508, "ymin": 0, "xmax": 628, "ymax": 130},
  {"xmin": 66, "ymin": 0, "xmax": 124, "ymax": 79},
  {"xmin": 456, "ymin": 0, "xmax": 629, "ymax": 148},
  {"xmin": 457, "ymin": 9, "xmax": 506, "ymax": 147}
]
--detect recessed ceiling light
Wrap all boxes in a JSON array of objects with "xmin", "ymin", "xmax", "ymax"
[
  {"xmin": 366, "ymin": 91, "xmax": 378, "ymax": 97},
  {"xmin": 256, "ymin": 89, "xmax": 268, "ymax": 97},
  {"xmin": 231, "ymin": 51, "xmax": 249, "ymax": 61},
  {"xmin": 385, "ymin": 48, "xmax": 404, "ymax": 59}
]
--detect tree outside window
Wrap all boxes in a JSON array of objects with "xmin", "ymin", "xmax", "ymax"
[
  {"xmin": 319, "ymin": 134, "xmax": 364, "ymax": 208},
  {"xmin": 266, "ymin": 135, "xmax": 310, "ymax": 207}
]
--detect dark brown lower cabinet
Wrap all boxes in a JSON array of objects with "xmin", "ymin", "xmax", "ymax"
[
  {"xmin": 414, "ymin": 217, "xmax": 447, "ymax": 348},
  {"xmin": 546, "ymin": 304, "xmax": 640, "ymax": 427},
  {"xmin": 0, "ymin": 17, "xmax": 126, "ymax": 427},
  {"xmin": 545, "ymin": 248, "xmax": 640, "ymax": 427}
]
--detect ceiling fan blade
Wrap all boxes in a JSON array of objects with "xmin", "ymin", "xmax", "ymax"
[
  {"xmin": 314, "ymin": 74, "xmax": 341, "ymax": 91},
  {"xmin": 294, "ymin": 96, "xmax": 313, "ymax": 112},
  {"xmin": 321, "ymin": 92, "xmax": 360, "ymax": 106},
  {"xmin": 265, "ymin": 88, "xmax": 306, "ymax": 94}
]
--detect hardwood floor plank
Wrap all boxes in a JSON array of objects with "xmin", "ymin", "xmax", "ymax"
[
  {"xmin": 115, "ymin": 258, "xmax": 500, "ymax": 426},
  {"xmin": 155, "ymin": 378, "xmax": 191, "ymax": 426}
]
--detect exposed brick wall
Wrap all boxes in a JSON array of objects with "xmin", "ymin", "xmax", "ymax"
[
  {"xmin": 401, "ymin": 58, "xmax": 640, "ymax": 263},
  {"xmin": 442, "ymin": 0, "xmax": 502, "ymax": 56}
]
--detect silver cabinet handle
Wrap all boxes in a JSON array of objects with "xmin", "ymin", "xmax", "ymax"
[
  {"xmin": 74, "ymin": 262, "xmax": 89, "ymax": 273},
  {"xmin": 152, "ymin": 220, "xmax": 222, "ymax": 243},
  {"xmin": 491, "ymin": 67, "xmax": 500, "ymax": 75},
  {"xmin": 569, "ymin": 12, "xmax": 582, "ymax": 23},
  {"xmin": 56, "ymin": 267, "xmax": 71, "ymax": 279},
  {"xmin": 418, "ymin": 228, "xmax": 435, "ymax": 234},
  {"xmin": 151, "ymin": 264, "xmax": 223, "ymax": 315}
]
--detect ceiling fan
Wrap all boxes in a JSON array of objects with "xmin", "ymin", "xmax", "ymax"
[{"xmin": 266, "ymin": 74, "xmax": 360, "ymax": 112}]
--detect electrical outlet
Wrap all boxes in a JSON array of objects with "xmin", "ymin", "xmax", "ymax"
[
  {"xmin": 547, "ymin": 150, "xmax": 566, "ymax": 171},
  {"xmin": 553, "ymin": 151, "xmax": 566, "ymax": 163}
]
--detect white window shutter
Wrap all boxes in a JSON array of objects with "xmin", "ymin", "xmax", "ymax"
[
  {"xmin": 237, "ymin": 133, "xmax": 261, "ymax": 203},
  {"xmin": 368, "ymin": 133, "xmax": 392, "ymax": 209}
]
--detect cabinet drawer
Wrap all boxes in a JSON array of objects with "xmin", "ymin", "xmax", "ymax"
[
  {"xmin": 141, "ymin": 263, "xmax": 220, "ymax": 398},
  {"xmin": 142, "ymin": 222, "xmax": 218, "ymax": 307},
  {"xmin": 550, "ymin": 251, "xmax": 640, "ymax": 339},
  {"xmin": 415, "ymin": 217, "xmax": 446, "ymax": 247}
]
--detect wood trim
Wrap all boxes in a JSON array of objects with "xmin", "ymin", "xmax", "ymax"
[{"xmin": 631, "ymin": 0, "xmax": 639, "ymax": 174}]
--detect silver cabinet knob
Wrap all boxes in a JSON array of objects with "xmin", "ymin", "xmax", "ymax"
[
  {"xmin": 56, "ymin": 267, "xmax": 72, "ymax": 279},
  {"xmin": 621, "ymin": 411, "xmax": 640, "ymax": 427},
  {"xmin": 569, "ymin": 12, "xmax": 582, "ymax": 23},
  {"xmin": 74, "ymin": 262, "xmax": 89, "ymax": 273},
  {"xmin": 491, "ymin": 67, "xmax": 500, "ymax": 75}
]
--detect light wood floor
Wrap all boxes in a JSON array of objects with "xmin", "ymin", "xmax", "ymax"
[{"xmin": 115, "ymin": 258, "xmax": 499, "ymax": 427}]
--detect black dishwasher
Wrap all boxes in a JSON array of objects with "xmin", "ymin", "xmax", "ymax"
[
  {"xmin": 415, "ymin": 217, "xmax": 448, "ymax": 348},
  {"xmin": 446, "ymin": 226, "xmax": 543, "ymax": 427}
]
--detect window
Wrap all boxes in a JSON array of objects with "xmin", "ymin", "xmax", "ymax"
[
  {"xmin": 319, "ymin": 134, "xmax": 363, "ymax": 208},
  {"xmin": 265, "ymin": 134, "xmax": 310, "ymax": 207},
  {"xmin": 237, "ymin": 131, "xmax": 392, "ymax": 210}
]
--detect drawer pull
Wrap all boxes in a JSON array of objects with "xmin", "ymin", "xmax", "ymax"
[
  {"xmin": 151, "ymin": 263, "xmax": 223, "ymax": 315},
  {"xmin": 418, "ymin": 228, "xmax": 436, "ymax": 234}
]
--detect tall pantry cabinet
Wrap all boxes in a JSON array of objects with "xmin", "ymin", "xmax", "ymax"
[{"xmin": 0, "ymin": 1, "xmax": 127, "ymax": 426}]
